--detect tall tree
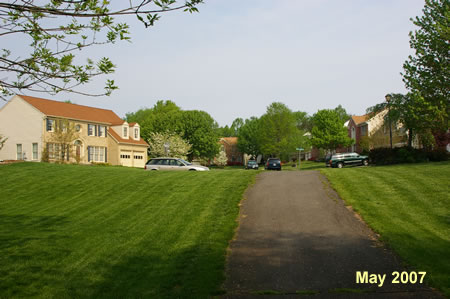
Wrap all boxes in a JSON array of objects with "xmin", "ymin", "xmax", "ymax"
[
  {"xmin": 0, "ymin": 0, "xmax": 203, "ymax": 100},
  {"xmin": 180, "ymin": 110, "xmax": 219, "ymax": 160},
  {"xmin": 237, "ymin": 117, "xmax": 261, "ymax": 158},
  {"xmin": 402, "ymin": 0, "xmax": 449, "ymax": 143},
  {"xmin": 147, "ymin": 132, "xmax": 191, "ymax": 160},
  {"xmin": 258, "ymin": 102, "xmax": 299, "ymax": 159},
  {"xmin": 311, "ymin": 109, "xmax": 353, "ymax": 152}
]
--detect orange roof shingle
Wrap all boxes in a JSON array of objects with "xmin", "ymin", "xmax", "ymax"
[
  {"xmin": 220, "ymin": 137, "xmax": 238, "ymax": 145},
  {"xmin": 19, "ymin": 95, "xmax": 125, "ymax": 125},
  {"xmin": 351, "ymin": 115, "xmax": 370, "ymax": 125}
]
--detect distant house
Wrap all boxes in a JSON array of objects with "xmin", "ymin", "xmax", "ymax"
[
  {"xmin": 0, "ymin": 95, "xmax": 148, "ymax": 167},
  {"xmin": 347, "ymin": 110, "xmax": 410, "ymax": 153},
  {"xmin": 219, "ymin": 137, "xmax": 244, "ymax": 165}
]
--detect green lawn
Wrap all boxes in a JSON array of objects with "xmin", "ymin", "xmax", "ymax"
[
  {"xmin": 319, "ymin": 162, "xmax": 450, "ymax": 296},
  {"xmin": 0, "ymin": 162, "xmax": 257, "ymax": 298}
]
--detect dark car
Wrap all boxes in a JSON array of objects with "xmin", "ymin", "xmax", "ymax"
[
  {"xmin": 246, "ymin": 160, "xmax": 259, "ymax": 170},
  {"xmin": 328, "ymin": 153, "xmax": 369, "ymax": 168},
  {"xmin": 265, "ymin": 158, "xmax": 281, "ymax": 171}
]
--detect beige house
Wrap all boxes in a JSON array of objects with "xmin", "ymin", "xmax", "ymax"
[
  {"xmin": 0, "ymin": 95, "xmax": 148, "ymax": 167},
  {"xmin": 348, "ymin": 110, "xmax": 409, "ymax": 152}
]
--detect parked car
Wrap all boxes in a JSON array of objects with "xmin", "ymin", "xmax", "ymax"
[
  {"xmin": 246, "ymin": 160, "xmax": 259, "ymax": 170},
  {"xmin": 145, "ymin": 158, "xmax": 209, "ymax": 171},
  {"xmin": 328, "ymin": 153, "xmax": 369, "ymax": 168},
  {"xmin": 265, "ymin": 158, "xmax": 281, "ymax": 171}
]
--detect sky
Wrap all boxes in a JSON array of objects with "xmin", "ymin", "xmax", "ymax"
[{"xmin": 1, "ymin": 0, "xmax": 426, "ymax": 126}]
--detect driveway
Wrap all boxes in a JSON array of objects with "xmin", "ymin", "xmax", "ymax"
[{"xmin": 224, "ymin": 171, "xmax": 441, "ymax": 298}]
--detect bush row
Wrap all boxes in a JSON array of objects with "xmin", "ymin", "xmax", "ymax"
[{"xmin": 368, "ymin": 147, "xmax": 449, "ymax": 165}]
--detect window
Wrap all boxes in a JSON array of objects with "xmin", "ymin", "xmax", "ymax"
[
  {"xmin": 75, "ymin": 124, "xmax": 81, "ymax": 132},
  {"xmin": 88, "ymin": 124, "xmax": 94, "ymax": 136},
  {"xmin": 134, "ymin": 128, "xmax": 139, "ymax": 139},
  {"xmin": 88, "ymin": 146, "xmax": 107, "ymax": 162},
  {"xmin": 98, "ymin": 126, "xmax": 105, "ymax": 137},
  {"xmin": 32, "ymin": 143, "xmax": 38, "ymax": 160},
  {"xmin": 16, "ymin": 144, "xmax": 23, "ymax": 160},
  {"xmin": 123, "ymin": 126, "xmax": 128, "ymax": 138},
  {"xmin": 46, "ymin": 119, "xmax": 54, "ymax": 131},
  {"xmin": 360, "ymin": 125, "xmax": 368, "ymax": 136},
  {"xmin": 47, "ymin": 143, "xmax": 55, "ymax": 159}
]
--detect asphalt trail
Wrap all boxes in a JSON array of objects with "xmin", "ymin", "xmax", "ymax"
[{"xmin": 224, "ymin": 171, "xmax": 442, "ymax": 298}]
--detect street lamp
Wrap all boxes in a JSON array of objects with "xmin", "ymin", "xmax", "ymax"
[{"xmin": 385, "ymin": 94, "xmax": 393, "ymax": 149}]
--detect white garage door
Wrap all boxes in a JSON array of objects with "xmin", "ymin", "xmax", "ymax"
[
  {"xmin": 133, "ymin": 152, "xmax": 146, "ymax": 168},
  {"xmin": 120, "ymin": 151, "xmax": 132, "ymax": 167}
]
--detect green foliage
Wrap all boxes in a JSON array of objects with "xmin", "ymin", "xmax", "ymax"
[
  {"xmin": 368, "ymin": 146, "xmax": 448, "ymax": 165},
  {"xmin": 0, "ymin": 162, "xmax": 257, "ymax": 298},
  {"xmin": 0, "ymin": 1, "xmax": 203, "ymax": 99},
  {"xmin": 258, "ymin": 102, "xmax": 309, "ymax": 159},
  {"xmin": 237, "ymin": 117, "xmax": 262, "ymax": 158},
  {"xmin": 402, "ymin": 0, "xmax": 449, "ymax": 133},
  {"xmin": 127, "ymin": 101, "xmax": 219, "ymax": 160},
  {"xmin": 217, "ymin": 118, "xmax": 244, "ymax": 137},
  {"xmin": 311, "ymin": 108, "xmax": 353, "ymax": 151}
]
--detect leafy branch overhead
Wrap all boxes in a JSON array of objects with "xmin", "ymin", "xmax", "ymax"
[{"xmin": 0, "ymin": 0, "xmax": 203, "ymax": 100}]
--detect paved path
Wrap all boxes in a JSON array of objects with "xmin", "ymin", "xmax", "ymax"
[{"xmin": 224, "ymin": 171, "xmax": 441, "ymax": 298}]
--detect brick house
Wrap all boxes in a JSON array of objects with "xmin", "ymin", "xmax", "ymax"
[{"xmin": 219, "ymin": 137, "xmax": 244, "ymax": 165}]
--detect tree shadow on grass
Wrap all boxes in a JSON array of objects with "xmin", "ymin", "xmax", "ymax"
[
  {"xmin": 66, "ymin": 244, "xmax": 226, "ymax": 299},
  {"xmin": 0, "ymin": 214, "xmax": 71, "ymax": 298}
]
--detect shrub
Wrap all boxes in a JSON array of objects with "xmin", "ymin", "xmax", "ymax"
[{"xmin": 369, "ymin": 147, "xmax": 447, "ymax": 165}]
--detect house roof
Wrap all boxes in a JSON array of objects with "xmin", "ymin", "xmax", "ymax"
[
  {"xmin": 220, "ymin": 137, "xmax": 238, "ymax": 145},
  {"xmin": 351, "ymin": 114, "xmax": 370, "ymax": 125},
  {"xmin": 108, "ymin": 128, "xmax": 148, "ymax": 146},
  {"xmin": 19, "ymin": 95, "xmax": 125, "ymax": 125},
  {"xmin": 128, "ymin": 122, "xmax": 137, "ymax": 127}
]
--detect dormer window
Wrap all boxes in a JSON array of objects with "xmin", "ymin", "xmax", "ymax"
[
  {"xmin": 134, "ymin": 128, "xmax": 139, "ymax": 139},
  {"xmin": 123, "ymin": 126, "xmax": 128, "ymax": 138}
]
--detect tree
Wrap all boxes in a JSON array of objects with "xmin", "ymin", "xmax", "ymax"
[
  {"xmin": 48, "ymin": 119, "xmax": 80, "ymax": 162},
  {"xmin": 402, "ymin": 0, "xmax": 449, "ymax": 141},
  {"xmin": 216, "ymin": 125, "xmax": 234, "ymax": 137},
  {"xmin": 0, "ymin": 0, "xmax": 203, "ymax": 100},
  {"xmin": 180, "ymin": 110, "xmax": 220, "ymax": 160},
  {"xmin": 311, "ymin": 109, "xmax": 353, "ymax": 152},
  {"xmin": 147, "ymin": 132, "xmax": 191, "ymax": 160},
  {"xmin": 237, "ymin": 117, "xmax": 262, "ymax": 158},
  {"xmin": 0, "ymin": 134, "xmax": 7, "ymax": 150},
  {"xmin": 258, "ymin": 102, "xmax": 301, "ymax": 159},
  {"xmin": 215, "ymin": 150, "xmax": 228, "ymax": 167}
]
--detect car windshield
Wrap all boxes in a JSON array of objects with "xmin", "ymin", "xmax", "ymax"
[
  {"xmin": 178, "ymin": 159, "xmax": 191, "ymax": 165},
  {"xmin": 248, "ymin": 161, "xmax": 257, "ymax": 165}
]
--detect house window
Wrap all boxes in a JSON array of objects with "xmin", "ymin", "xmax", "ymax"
[
  {"xmin": 75, "ymin": 124, "xmax": 81, "ymax": 132},
  {"xmin": 360, "ymin": 125, "xmax": 368, "ymax": 136},
  {"xmin": 47, "ymin": 143, "xmax": 55, "ymax": 159},
  {"xmin": 16, "ymin": 144, "xmax": 23, "ymax": 160},
  {"xmin": 88, "ymin": 146, "xmax": 106, "ymax": 162},
  {"xmin": 46, "ymin": 119, "xmax": 54, "ymax": 132},
  {"xmin": 98, "ymin": 126, "xmax": 105, "ymax": 137},
  {"xmin": 32, "ymin": 143, "xmax": 38, "ymax": 160},
  {"xmin": 134, "ymin": 128, "xmax": 139, "ymax": 139},
  {"xmin": 123, "ymin": 126, "xmax": 128, "ymax": 138},
  {"xmin": 88, "ymin": 124, "xmax": 94, "ymax": 136}
]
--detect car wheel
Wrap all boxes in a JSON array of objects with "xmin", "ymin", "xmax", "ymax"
[
  {"xmin": 189, "ymin": 169, "xmax": 196, "ymax": 171},
  {"xmin": 151, "ymin": 169, "xmax": 158, "ymax": 171},
  {"xmin": 337, "ymin": 162, "xmax": 344, "ymax": 169},
  {"xmin": 362, "ymin": 159, "xmax": 369, "ymax": 166}
]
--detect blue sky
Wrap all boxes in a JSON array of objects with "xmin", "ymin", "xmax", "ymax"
[{"xmin": 1, "ymin": 0, "xmax": 426, "ymax": 126}]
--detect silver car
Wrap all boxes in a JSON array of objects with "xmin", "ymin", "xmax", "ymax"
[{"xmin": 145, "ymin": 157, "xmax": 210, "ymax": 171}]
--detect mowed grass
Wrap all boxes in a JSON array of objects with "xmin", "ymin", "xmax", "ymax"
[
  {"xmin": 320, "ymin": 162, "xmax": 450, "ymax": 296},
  {"xmin": 0, "ymin": 162, "xmax": 258, "ymax": 298}
]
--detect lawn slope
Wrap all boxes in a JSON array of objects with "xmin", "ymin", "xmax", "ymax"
[
  {"xmin": 320, "ymin": 162, "xmax": 450, "ymax": 296},
  {"xmin": 0, "ymin": 163, "xmax": 257, "ymax": 298}
]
